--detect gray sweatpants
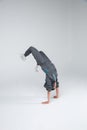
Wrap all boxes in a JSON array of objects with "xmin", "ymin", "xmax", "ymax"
[{"xmin": 24, "ymin": 46, "xmax": 59, "ymax": 91}]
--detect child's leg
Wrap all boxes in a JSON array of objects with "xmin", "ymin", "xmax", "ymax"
[
  {"xmin": 24, "ymin": 46, "xmax": 44, "ymax": 65},
  {"xmin": 42, "ymin": 91, "xmax": 50, "ymax": 104}
]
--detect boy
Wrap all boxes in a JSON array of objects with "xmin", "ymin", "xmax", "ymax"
[{"xmin": 21, "ymin": 46, "xmax": 59, "ymax": 104}]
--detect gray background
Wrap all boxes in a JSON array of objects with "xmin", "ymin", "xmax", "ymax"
[
  {"xmin": 0, "ymin": 0, "xmax": 87, "ymax": 86},
  {"xmin": 0, "ymin": 0, "xmax": 87, "ymax": 130},
  {"xmin": 0, "ymin": 0, "xmax": 87, "ymax": 96}
]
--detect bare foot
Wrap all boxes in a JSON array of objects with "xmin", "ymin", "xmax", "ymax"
[
  {"xmin": 42, "ymin": 101, "xmax": 49, "ymax": 104},
  {"xmin": 53, "ymin": 96, "xmax": 58, "ymax": 98}
]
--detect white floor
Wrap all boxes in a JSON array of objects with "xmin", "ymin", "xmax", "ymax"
[{"xmin": 0, "ymin": 77, "xmax": 87, "ymax": 130}]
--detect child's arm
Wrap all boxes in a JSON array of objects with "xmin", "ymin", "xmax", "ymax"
[
  {"xmin": 42, "ymin": 91, "xmax": 50, "ymax": 104},
  {"xmin": 54, "ymin": 87, "xmax": 59, "ymax": 98},
  {"xmin": 53, "ymin": 82, "xmax": 59, "ymax": 98}
]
